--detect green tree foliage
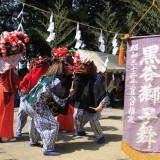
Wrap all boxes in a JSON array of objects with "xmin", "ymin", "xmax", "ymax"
[
  {"xmin": 1, "ymin": 0, "xmax": 160, "ymax": 56},
  {"xmin": 0, "ymin": 0, "xmax": 20, "ymax": 32},
  {"xmin": 23, "ymin": 0, "xmax": 74, "ymax": 56},
  {"xmin": 117, "ymin": 0, "xmax": 160, "ymax": 36},
  {"xmin": 92, "ymin": 2, "xmax": 120, "ymax": 53},
  {"xmin": 49, "ymin": 0, "xmax": 75, "ymax": 48},
  {"xmin": 24, "ymin": 0, "xmax": 75, "ymax": 54}
]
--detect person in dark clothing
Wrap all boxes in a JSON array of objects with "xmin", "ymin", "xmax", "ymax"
[{"xmin": 71, "ymin": 61, "xmax": 109, "ymax": 144}]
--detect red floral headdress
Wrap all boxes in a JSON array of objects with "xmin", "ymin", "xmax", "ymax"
[
  {"xmin": 52, "ymin": 48, "xmax": 96, "ymax": 75},
  {"xmin": 0, "ymin": 30, "xmax": 30, "ymax": 57},
  {"xmin": 52, "ymin": 48, "xmax": 76, "ymax": 74}
]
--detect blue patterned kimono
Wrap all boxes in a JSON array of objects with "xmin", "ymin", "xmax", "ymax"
[{"xmin": 23, "ymin": 76, "xmax": 71, "ymax": 151}]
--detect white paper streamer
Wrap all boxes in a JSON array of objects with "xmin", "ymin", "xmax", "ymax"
[
  {"xmin": 46, "ymin": 13, "xmax": 55, "ymax": 42},
  {"xmin": 104, "ymin": 56, "xmax": 109, "ymax": 67},
  {"xmin": 46, "ymin": 31, "xmax": 55, "ymax": 42},
  {"xmin": 112, "ymin": 34, "xmax": 118, "ymax": 55},
  {"xmin": 75, "ymin": 23, "xmax": 81, "ymax": 40},
  {"xmin": 17, "ymin": 4, "xmax": 25, "ymax": 33},
  {"xmin": 99, "ymin": 30, "xmax": 105, "ymax": 52},
  {"xmin": 99, "ymin": 30, "xmax": 104, "ymax": 44},
  {"xmin": 112, "ymin": 46, "xmax": 119, "ymax": 55},
  {"xmin": 74, "ymin": 23, "xmax": 84, "ymax": 48},
  {"xmin": 99, "ymin": 43, "xmax": 105, "ymax": 52},
  {"xmin": 75, "ymin": 30, "xmax": 81, "ymax": 40},
  {"xmin": 75, "ymin": 39, "xmax": 82, "ymax": 49},
  {"xmin": 49, "ymin": 13, "xmax": 53, "ymax": 24},
  {"xmin": 47, "ymin": 22, "xmax": 54, "ymax": 32},
  {"xmin": 17, "ymin": 23, "xmax": 24, "ymax": 33},
  {"xmin": 17, "ymin": 4, "xmax": 25, "ymax": 18}
]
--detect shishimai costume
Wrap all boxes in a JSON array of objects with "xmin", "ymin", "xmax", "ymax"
[
  {"xmin": 71, "ymin": 59, "xmax": 109, "ymax": 144},
  {"xmin": 16, "ymin": 57, "xmax": 50, "ymax": 136},
  {"xmin": 22, "ymin": 48, "xmax": 74, "ymax": 156}
]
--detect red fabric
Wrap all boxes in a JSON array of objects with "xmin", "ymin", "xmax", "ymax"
[
  {"xmin": 0, "ymin": 69, "xmax": 20, "ymax": 95},
  {"xmin": 57, "ymin": 104, "xmax": 75, "ymax": 131},
  {"xmin": 0, "ymin": 87, "xmax": 14, "ymax": 138},
  {"xmin": 0, "ymin": 69, "xmax": 20, "ymax": 138},
  {"xmin": 19, "ymin": 66, "xmax": 48, "ymax": 92}
]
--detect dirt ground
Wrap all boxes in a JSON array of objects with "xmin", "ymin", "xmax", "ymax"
[{"xmin": 0, "ymin": 106, "xmax": 131, "ymax": 160}]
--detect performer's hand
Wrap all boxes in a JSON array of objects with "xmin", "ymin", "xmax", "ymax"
[
  {"xmin": 69, "ymin": 89, "xmax": 74, "ymax": 96},
  {"xmin": 21, "ymin": 89, "xmax": 29, "ymax": 95},
  {"xmin": 95, "ymin": 103, "xmax": 103, "ymax": 112}
]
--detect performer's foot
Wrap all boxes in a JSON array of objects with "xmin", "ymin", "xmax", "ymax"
[
  {"xmin": 96, "ymin": 137, "xmax": 105, "ymax": 144},
  {"xmin": 30, "ymin": 142, "xmax": 41, "ymax": 147},
  {"xmin": 43, "ymin": 150, "xmax": 61, "ymax": 156},
  {"xmin": 16, "ymin": 131, "xmax": 22, "ymax": 136},
  {"xmin": 73, "ymin": 131, "xmax": 86, "ymax": 136},
  {"xmin": 1, "ymin": 137, "xmax": 16, "ymax": 142}
]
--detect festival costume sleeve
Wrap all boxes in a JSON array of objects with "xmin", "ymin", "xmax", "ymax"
[
  {"xmin": 93, "ymin": 79, "xmax": 107, "ymax": 107},
  {"xmin": 26, "ymin": 76, "xmax": 70, "ymax": 116},
  {"xmin": 71, "ymin": 74, "xmax": 107, "ymax": 113},
  {"xmin": 19, "ymin": 66, "xmax": 48, "ymax": 92},
  {"xmin": 49, "ymin": 77, "xmax": 70, "ymax": 99},
  {"xmin": 2, "ymin": 69, "xmax": 20, "ymax": 105},
  {"xmin": 19, "ymin": 73, "xmax": 32, "ymax": 91},
  {"xmin": 48, "ymin": 77, "xmax": 71, "ymax": 115},
  {"xmin": 29, "ymin": 66, "xmax": 48, "ymax": 90},
  {"xmin": 70, "ymin": 75, "xmax": 86, "ymax": 108}
]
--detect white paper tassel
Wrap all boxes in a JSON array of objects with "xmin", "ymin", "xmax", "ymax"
[
  {"xmin": 75, "ymin": 39, "xmax": 82, "ymax": 49},
  {"xmin": 17, "ymin": 4, "xmax": 25, "ymax": 33},
  {"xmin": 112, "ymin": 46, "xmax": 119, "ymax": 55},
  {"xmin": 46, "ymin": 31, "xmax": 55, "ymax": 42},
  {"xmin": 99, "ymin": 43, "xmax": 105, "ymax": 53},
  {"xmin": 112, "ymin": 34, "xmax": 118, "ymax": 55},
  {"xmin": 49, "ymin": 13, "xmax": 53, "ymax": 24},
  {"xmin": 46, "ymin": 13, "xmax": 55, "ymax": 42},
  {"xmin": 17, "ymin": 4, "xmax": 25, "ymax": 18},
  {"xmin": 104, "ymin": 56, "xmax": 109, "ymax": 67},
  {"xmin": 112, "ymin": 34, "xmax": 117, "ymax": 46},
  {"xmin": 17, "ymin": 23, "xmax": 24, "ymax": 33},
  {"xmin": 75, "ymin": 30, "xmax": 81, "ymax": 40},
  {"xmin": 74, "ymin": 23, "xmax": 84, "ymax": 48},
  {"xmin": 99, "ymin": 30, "xmax": 104, "ymax": 44},
  {"xmin": 47, "ymin": 22, "xmax": 54, "ymax": 32},
  {"xmin": 75, "ymin": 23, "xmax": 81, "ymax": 40},
  {"xmin": 99, "ymin": 30, "xmax": 105, "ymax": 52}
]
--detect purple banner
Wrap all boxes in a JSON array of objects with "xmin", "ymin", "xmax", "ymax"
[{"xmin": 123, "ymin": 35, "xmax": 160, "ymax": 154}]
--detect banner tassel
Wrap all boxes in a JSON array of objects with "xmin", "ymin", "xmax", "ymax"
[{"xmin": 118, "ymin": 41, "xmax": 125, "ymax": 66}]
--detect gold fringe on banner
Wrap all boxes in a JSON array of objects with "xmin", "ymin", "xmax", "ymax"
[
  {"xmin": 121, "ymin": 140, "xmax": 160, "ymax": 160},
  {"xmin": 118, "ymin": 42, "xmax": 125, "ymax": 66}
]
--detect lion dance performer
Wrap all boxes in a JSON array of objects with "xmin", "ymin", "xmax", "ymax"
[
  {"xmin": 22, "ymin": 48, "xmax": 74, "ymax": 156},
  {"xmin": 16, "ymin": 57, "xmax": 51, "ymax": 136},
  {"xmin": 71, "ymin": 53, "xmax": 110, "ymax": 144}
]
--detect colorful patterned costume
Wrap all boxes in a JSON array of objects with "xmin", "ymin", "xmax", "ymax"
[
  {"xmin": 24, "ymin": 75, "xmax": 71, "ymax": 152},
  {"xmin": 16, "ymin": 58, "xmax": 49, "ymax": 136},
  {"xmin": 71, "ymin": 62, "xmax": 109, "ymax": 143}
]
